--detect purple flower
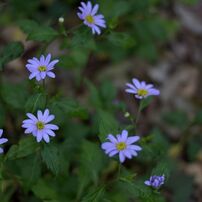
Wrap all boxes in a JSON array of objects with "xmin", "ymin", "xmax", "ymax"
[
  {"xmin": 125, "ymin": 78, "xmax": 160, "ymax": 99},
  {"xmin": 22, "ymin": 109, "xmax": 59, "ymax": 143},
  {"xmin": 101, "ymin": 130, "xmax": 142, "ymax": 163},
  {"xmin": 26, "ymin": 54, "xmax": 59, "ymax": 81},
  {"xmin": 77, "ymin": 1, "xmax": 106, "ymax": 35},
  {"xmin": 0, "ymin": 129, "xmax": 8, "ymax": 154},
  {"xmin": 144, "ymin": 175, "xmax": 165, "ymax": 189}
]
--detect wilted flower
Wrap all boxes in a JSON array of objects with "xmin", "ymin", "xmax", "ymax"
[
  {"xmin": 144, "ymin": 175, "xmax": 165, "ymax": 189},
  {"xmin": 125, "ymin": 78, "xmax": 160, "ymax": 99},
  {"xmin": 77, "ymin": 1, "xmax": 106, "ymax": 35},
  {"xmin": 0, "ymin": 129, "xmax": 8, "ymax": 154},
  {"xmin": 101, "ymin": 130, "xmax": 142, "ymax": 163},
  {"xmin": 26, "ymin": 54, "xmax": 59, "ymax": 81},
  {"xmin": 22, "ymin": 109, "xmax": 59, "ymax": 143}
]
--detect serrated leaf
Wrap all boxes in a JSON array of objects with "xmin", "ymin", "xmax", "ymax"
[
  {"xmin": 78, "ymin": 141, "xmax": 106, "ymax": 199},
  {"xmin": 82, "ymin": 186, "xmax": 105, "ymax": 202},
  {"xmin": 98, "ymin": 110, "xmax": 119, "ymax": 141},
  {"xmin": 85, "ymin": 80, "xmax": 103, "ymax": 109},
  {"xmin": 27, "ymin": 26, "xmax": 58, "ymax": 42},
  {"xmin": 41, "ymin": 144, "xmax": 60, "ymax": 175},
  {"xmin": 18, "ymin": 19, "xmax": 58, "ymax": 42},
  {"xmin": 18, "ymin": 19, "xmax": 39, "ymax": 34},
  {"xmin": 50, "ymin": 97, "xmax": 88, "ymax": 120},
  {"xmin": 25, "ymin": 93, "xmax": 46, "ymax": 112},
  {"xmin": 6, "ymin": 136, "xmax": 39, "ymax": 160},
  {"xmin": 32, "ymin": 179, "xmax": 58, "ymax": 200},
  {"xmin": 140, "ymin": 97, "xmax": 153, "ymax": 111},
  {"xmin": 0, "ymin": 42, "xmax": 24, "ymax": 70},
  {"xmin": 1, "ymin": 81, "xmax": 29, "ymax": 110}
]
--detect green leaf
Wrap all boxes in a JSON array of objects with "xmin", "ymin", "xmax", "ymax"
[
  {"xmin": 27, "ymin": 26, "xmax": 58, "ymax": 42},
  {"xmin": 167, "ymin": 171, "xmax": 193, "ymax": 202},
  {"xmin": 41, "ymin": 144, "xmax": 60, "ymax": 175},
  {"xmin": 82, "ymin": 186, "xmax": 105, "ymax": 202},
  {"xmin": 108, "ymin": 32, "xmax": 136, "ymax": 49},
  {"xmin": 18, "ymin": 19, "xmax": 39, "ymax": 34},
  {"xmin": 0, "ymin": 42, "xmax": 24, "ymax": 70},
  {"xmin": 162, "ymin": 110, "xmax": 189, "ymax": 130},
  {"xmin": 18, "ymin": 19, "xmax": 58, "ymax": 42},
  {"xmin": 151, "ymin": 159, "xmax": 173, "ymax": 178},
  {"xmin": 187, "ymin": 137, "xmax": 201, "ymax": 161},
  {"xmin": 25, "ymin": 93, "xmax": 46, "ymax": 112},
  {"xmin": 32, "ymin": 179, "xmax": 58, "ymax": 200},
  {"xmin": 193, "ymin": 109, "xmax": 202, "ymax": 124},
  {"xmin": 6, "ymin": 136, "xmax": 39, "ymax": 160},
  {"xmin": 1, "ymin": 81, "xmax": 29, "ymax": 110},
  {"xmin": 78, "ymin": 141, "xmax": 106, "ymax": 199},
  {"xmin": 138, "ymin": 129, "xmax": 170, "ymax": 162},
  {"xmin": 85, "ymin": 80, "xmax": 103, "ymax": 108},
  {"xmin": 140, "ymin": 97, "xmax": 153, "ymax": 111},
  {"xmin": 49, "ymin": 97, "xmax": 89, "ymax": 120},
  {"xmin": 97, "ymin": 110, "xmax": 119, "ymax": 141}
]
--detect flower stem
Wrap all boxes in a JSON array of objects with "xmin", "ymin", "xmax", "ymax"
[
  {"xmin": 117, "ymin": 162, "xmax": 121, "ymax": 180},
  {"xmin": 42, "ymin": 80, "xmax": 48, "ymax": 107},
  {"xmin": 61, "ymin": 23, "xmax": 83, "ymax": 37},
  {"xmin": 135, "ymin": 100, "xmax": 143, "ymax": 126}
]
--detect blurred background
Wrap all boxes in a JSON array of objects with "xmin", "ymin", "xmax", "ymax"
[{"xmin": 1, "ymin": 0, "xmax": 202, "ymax": 201}]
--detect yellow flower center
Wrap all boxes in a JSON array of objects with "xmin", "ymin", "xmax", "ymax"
[
  {"xmin": 36, "ymin": 121, "xmax": 45, "ymax": 130},
  {"xmin": 116, "ymin": 142, "xmax": 126, "ymax": 151},
  {"xmin": 85, "ymin": 15, "xmax": 94, "ymax": 24},
  {"xmin": 38, "ymin": 66, "xmax": 47, "ymax": 72},
  {"xmin": 137, "ymin": 89, "xmax": 148, "ymax": 96}
]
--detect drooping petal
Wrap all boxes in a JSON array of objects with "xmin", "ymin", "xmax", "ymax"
[
  {"xmin": 109, "ymin": 150, "xmax": 119, "ymax": 157},
  {"xmin": 123, "ymin": 149, "xmax": 132, "ymax": 159},
  {"xmin": 43, "ymin": 133, "xmax": 50, "ymax": 143},
  {"xmin": 0, "ymin": 148, "xmax": 4, "ymax": 154},
  {"xmin": 0, "ymin": 129, "xmax": 3, "ymax": 137},
  {"xmin": 119, "ymin": 151, "xmax": 125, "ymax": 163},
  {"xmin": 46, "ymin": 129, "xmax": 56, "ymax": 137},
  {"xmin": 36, "ymin": 130, "xmax": 43, "ymax": 142}
]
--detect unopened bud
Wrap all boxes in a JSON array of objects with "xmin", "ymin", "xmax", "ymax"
[
  {"xmin": 58, "ymin": 17, "xmax": 64, "ymax": 23},
  {"xmin": 124, "ymin": 112, "xmax": 130, "ymax": 118}
]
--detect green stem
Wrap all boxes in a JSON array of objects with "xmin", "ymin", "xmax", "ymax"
[
  {"xmin": 42, "ymin": 80, "xmax": 48, "ymax": 108},
  {"xmin": 117, "ymin": 162, "xmax": 121, "ymax": 180},
  {"xmin": 135, "ymin": 100, "xmax": 143, "ymax": 126},
  {"xmin": 62, "ymin": 24, "xmax": 83, "ymax": 36}
]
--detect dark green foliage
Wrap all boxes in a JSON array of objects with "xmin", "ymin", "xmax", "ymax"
[
  {"xmin": 6, "ymin": 136, "xmax": 39, "ymax": 160},
  {"xmin": 41, "ymin": 144, "xmax": 60, "ymax": 175},
  {"xmin": 18, "ymin": 19, "xmax": 59, "ymax": 42},
  {"xmin": 1, "ymin": 81, "xmax": 29, "ymax": 110},
  {"xmin": 0, "ymin": 0, "xmax": 198, "ymax": 201},
  {"xmin": 0, "ymin": 42, "xmax": 24, "ymax": 70}
]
